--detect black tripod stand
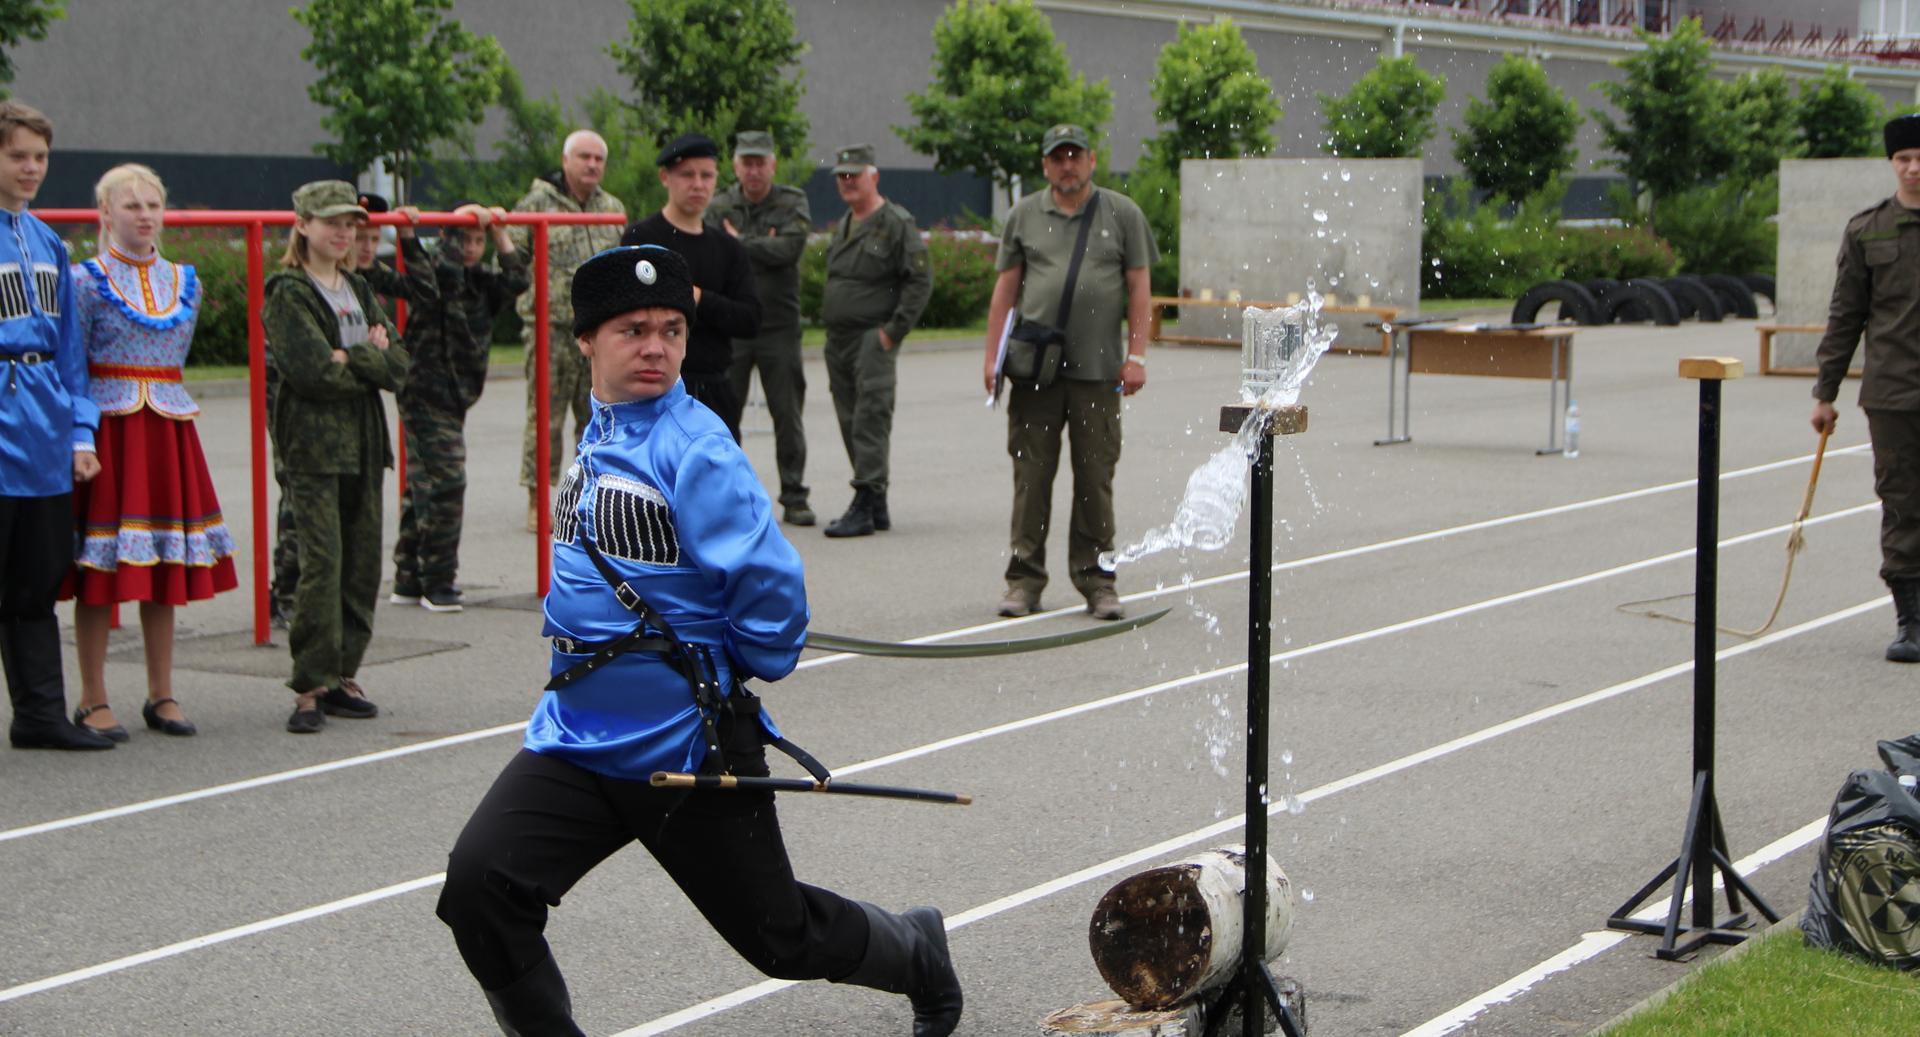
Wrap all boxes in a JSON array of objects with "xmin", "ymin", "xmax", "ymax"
[
  {"xmin": 1607, "ymin": 359, "xmax": 1779, "ymax": 960},
  {"xmin": 1203, "ymin": 403, "xmax": 1309, "ymax": 1037}
]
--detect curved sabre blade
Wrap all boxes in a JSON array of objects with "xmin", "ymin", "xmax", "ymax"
[{"xmin": 805, "ymin": 607, "xmax": 1171, "ymax": 659}]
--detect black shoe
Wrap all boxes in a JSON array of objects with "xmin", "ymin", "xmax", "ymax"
[
  {"xmin": 484, "ymin": 954, "xmax": 585, "ymax": 1037},
  {"xmin": 1890, "ymin": 579, "xmax": 1920, "ymax": 663},
  {"xmin": 421, "ymin": 586, "xmax": 464, "ymax": 613},
  {"xmin": 871, "ymin": 492, "xmax": 890, "ymax": 532},
  {"xmin": 824, "ymin": 491, "xmax": 876, "ymax": 538},
  {"xmin": 285, "ymin": 705, "xmax": 325, "ymax": 734},
  {"xmin": 783, "ymin": 503, "xmax": 816, "ymax": 527},
  {"xmin": 320, "ymin": 679, "xmax": 379, "ymax": 719},
  {"xmin": 270, "ymin": 598, "xmax": 291, "ymax": 631},
  {"xmin": 389, "ymin": 576, "xmax": 423, "ymax": 606},
  {"xmin": 11, "ymin": 719, "xmax": 117, "ymax": 750},
  {"xmin": 842, "ymin": 902, "xmax": 963, "ymax": 1037},
  {"xmin": 73, "ymin": 704, "xmax": 131, "ymax": 743},
  {"xmin": 142, "ymin": 698, "xmax": 197, "ymax": 737}
]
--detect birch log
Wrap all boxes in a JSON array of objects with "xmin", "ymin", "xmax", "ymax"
[{"xmin": 1087, "ymin": 845, "xmax": 1293, "ymax": 1009}]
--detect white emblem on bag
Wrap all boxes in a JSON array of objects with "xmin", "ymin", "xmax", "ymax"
[{"xmin": 636, "ymin": 260, "xmax": 657, "ymax": 285}]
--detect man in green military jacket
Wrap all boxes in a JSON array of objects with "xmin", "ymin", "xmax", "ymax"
[
  {"xmin": 1813, "ymin": 112, "xmax": 1920, "ymax": 663},
  {"xmin": 819, "ymin": 143, "xmax": 931, "ymax": 538},
  {"xmin": 708, "ymin": 130, "xmax": 817, "ymax": 526}
]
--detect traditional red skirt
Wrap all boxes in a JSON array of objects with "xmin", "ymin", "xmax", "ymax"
[{"xmin": 63, "ymin": 407, "xmax": 239, "ymax": 606}]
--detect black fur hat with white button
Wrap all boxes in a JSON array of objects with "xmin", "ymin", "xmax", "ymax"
[{"xmin": 570, "ymin": 244, "xmax": 697, "ymax": 337}]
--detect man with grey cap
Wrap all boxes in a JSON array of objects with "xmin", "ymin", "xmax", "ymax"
[
  {"xmin": 820, "ymin": 143, "xmax": 931, "ymax": 538},
  {"xmin": 709, "ymin": 130, "xmax": 817, "ymax": 525},
  {"xmin": 1813, "ymin": 111, "xmax": 1920, "ymax": 662},
  {"xmin": 982, "ymin": 123, "xmax": 1156, "ymax": 621}
]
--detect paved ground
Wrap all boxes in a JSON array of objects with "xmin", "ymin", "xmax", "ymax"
[{"xmin": 0, "ymin": 314, "xmax": 1904, "ymax": 1037}]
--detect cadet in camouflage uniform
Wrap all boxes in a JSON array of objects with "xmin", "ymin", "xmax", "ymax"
[
  {"xmin": 391, "ymin": 204, "xmax": 530, "ymax": 612},
  {"xmin": 709, "ymin": 131, "xmax": 816, "ymax": 525},
  {"xmin": 819, "ymin": 144, "xmax": 931, "ymax": 538},
  {"xmin": 265, "ymin": 181, "xmax": 408, "ymax": 734},
  {"xmin": 1814, "ymin": 112, "xmax": 1920, "ymax": 663},
  {"xmin": 268, "ymin": 191, "xmax": 435, "ymax": 625},
  {"xmin": 511, "ymin": 130, "xmax": 626, "ymax": 531}
]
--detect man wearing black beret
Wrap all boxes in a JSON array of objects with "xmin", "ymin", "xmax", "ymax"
[
  {"xmin": 435, "ymin": 244, "xmax": 962, "ymax": 1036},
  {"xmin": 620, "ymin": 132, "xmax": 761, "ymax": 440},
  {"xmin": 1813, "ymin": 112, "xmax": 1920, "ymax": 662}
]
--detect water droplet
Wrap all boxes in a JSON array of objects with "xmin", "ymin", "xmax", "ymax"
[
  {"xmin": 1311, "ymin": 210, "xmax": 1329, "ymax": 223},
  {"xmin": 1300, "ymin": 888, "xmax": 1315, "ymax": 903}
]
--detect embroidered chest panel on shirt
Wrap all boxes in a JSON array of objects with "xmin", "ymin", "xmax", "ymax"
[
  {"xmin": 554, "ymin": 467, "xmax": 681, "ymax": 567},
  {"xmin": 96, "ymin": 249, "xmax": 186, "ymax": 318}
]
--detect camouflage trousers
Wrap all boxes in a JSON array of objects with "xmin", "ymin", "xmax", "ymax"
[
  {"xmin": 393, "ymin": 396, "xmax": 468, "ymax": 592},
  {"xmin": 266, "ymin": 369, "xmax": 299, "ymax": 617},
  {"xmin": 284, "ymin": 465, "xmax": 383, "ymax": 694},
  {"xmin": 520, "ymin": 324, "xmax": 592, "ymax": 488},
  {"xmin": 823, "ymin": 327, "xmax": 896, "ymax": 494},
  {"xmin": 728, "ymin": 326, "xmax": 810, "ymax": 509}
]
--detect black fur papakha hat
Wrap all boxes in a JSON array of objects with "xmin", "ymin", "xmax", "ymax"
[
  {"xmin": 1887, "ymin": 113, "xmax": 1920, "ymax": 157},
  {"xmin": 571, "ymin": 245, "xmax": 696, "ymax": 337}
]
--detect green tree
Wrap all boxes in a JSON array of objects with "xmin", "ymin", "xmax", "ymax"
[
  {"xmin": 293, "ymin": 0, "xmax": 506, "ymax": 199},
  {"xmin": 1590, "ymin": 18, "xmax": 1728, "ymax": 201},
  {"xmin": 1796, "ymin": 66, "xmax": 1884, "ymax": 159},
  {"xmin": 0, "ymin": 0, "xmax": 62, "ymax": 98},
  {"xmin": 422, "ymin": 63, "xmax": 567, "ymax": 207},
  {"xmin": 898, "ymin": 0, "xmax": 1112, "ymax": 207},
  {"xmin": 1720, "ymin": 69, "xmax": 1799, "ymax": 183},
  {"xmin": 1318, "ymin": 55, "xmax": 1447, "ymax": 159},
  {"xmin": 1452, "ymin": 54, "xmax": 1579, "ymax": 202},
  {"xmin": 609, "ymin": 0, "xmax": 810, "ymax": 170}
]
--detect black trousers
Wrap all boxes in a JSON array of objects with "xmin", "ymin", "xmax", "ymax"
[
  {"xmin": 1867, "ymin": 409, "xmax": 1920, "ymax": 584},
  {"xmin": 436, "ymin": 741, "xmax": 870, "ymax": 993},
  {"xmin": 682, "ymin": 369, "xmax": 743, "ymax": 444},
  {"xmin": 0, "ymin": 493, "xmax": 75, "ymax": 728}
]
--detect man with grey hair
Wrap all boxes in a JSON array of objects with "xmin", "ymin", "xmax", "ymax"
[{"xmin": 511, "ymin": 129, "xmax": 626, "ymax": 532}]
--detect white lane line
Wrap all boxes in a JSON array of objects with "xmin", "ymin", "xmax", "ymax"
[
  {"xmin": 0, "ymin": 449, "xmax": 1858, "ymax": 846},
  {"xmin": 0, "ymin": 597, "xmax": 1877, "ymax": 1013},
  {"xmin": 0, "ymin": 874, "xmax": 446, "ymax": 1004},
  {"xmin": 1400, "ymin": 816, "xmax": 1829, "ymax": 1037}
]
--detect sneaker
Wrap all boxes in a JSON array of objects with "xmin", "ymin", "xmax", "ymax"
[
  {"xmin": 320, "ymin": 679, "xmax": 379, "ymax": 719},
  {"xmin": 286, "ymin": 705, "xmax": 325, "ymax": 734},
  {"xmin": 389, "ymin": 577, "xmax": 422, "ymax": 606},
  {"xmin": 421, "ymin": 586, "xmax": 464, "ymax": 613},
  {"xmin": 783, "ymin": 503, "xmax": 816, "ymax": 527},
  {"xmin": 996, "ymin": 587, "xmax": 1038, "ymax": 618},
  {"xmin": 1086, "ymin": 586, "xmax": 1125, "ymax": 621},
  {"xmin": 270, "ymin": 598, "xmax": 291, "ymax": 631}
]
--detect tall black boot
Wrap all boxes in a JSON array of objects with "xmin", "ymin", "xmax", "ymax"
[
  {"xmin": 824, "ymin": 489, "xmax": 876, "ymax": 538},
  {"xmin": 3, "ymin": 617, "xmax": 113, "ymax": 751},
  {"xmin": 482, "ymin": 953, "xmax": 584, "ymax": 1037},
  {"xmin": 870, "ymin": 490, "xmax": 891, "ymax": 532},
  {"xmin": 839, "ymin": 902, "xmax": 963, "ymax": 1037},
  {"xmin": 1889, "ymin": 579, "xmax": 1920, "ymax": 663}
]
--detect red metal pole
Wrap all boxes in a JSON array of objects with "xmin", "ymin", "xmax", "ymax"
[
  {"xmin": 534, "ymin": 222, "xmax": 552, "ymax": 598},
  {"xmin": 391, "ymin": 244, "xmax": 408, "ymax": 504},
  {"xmin": 247, "ymin": 222, "xmax": 269, "ymax": 646}
]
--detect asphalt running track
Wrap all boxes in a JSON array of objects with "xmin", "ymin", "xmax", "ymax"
[{"xmin": 0, "ymin": 317, "xmax": 1906, "ymax": 1036}]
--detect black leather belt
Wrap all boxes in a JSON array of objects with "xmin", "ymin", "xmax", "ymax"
[
  {"xmin": 3, "ymin": 351, "xmax": 47, "ymax": 363},
  {"xmin": 552, "ymin": 634, "xmax": 672, "ymax": 657}
]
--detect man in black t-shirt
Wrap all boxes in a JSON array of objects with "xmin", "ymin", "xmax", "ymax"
[{"xmin": 620, "ymin": 133, "xmax": 761, "ymax": 440}]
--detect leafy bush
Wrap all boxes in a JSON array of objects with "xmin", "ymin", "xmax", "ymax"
[
  {"xmin": 1555, "ymin": 225, "xmax": 1677, "ymax": 282},
  {"xmin": 1453, "ymin": 54, "xmax": 1580, "ymax": 202},
  {"xmin": 1645, "ymin": 175, "xmax": 1778, "ymax": 275},
  {"xmin": 1420, "ymin": 180, "xmax": 1562, "ymax": 298},
  {"xmin": 1796, "ymin": 66, "xmax": 1883, "ymax": 159},
  {"xmin": 1319, "ymin": 55, "xmax": 1446, "ymax": 159},
  {"xmin": 798, "ymin": 229, "xmax": 1000, "ymax": 330}
]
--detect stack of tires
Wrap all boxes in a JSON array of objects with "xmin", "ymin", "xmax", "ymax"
[{"xmin": 1510, "ymin": 274, "xmax": 1774, "ymax": 327}]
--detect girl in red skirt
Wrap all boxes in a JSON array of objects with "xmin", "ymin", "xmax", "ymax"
[{"xmin": 65, "ymin": 164, "xmax": 236, "ymax": 739}]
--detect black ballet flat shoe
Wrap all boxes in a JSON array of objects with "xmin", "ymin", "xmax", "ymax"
[
  {"xmin": 73, "ymin": 704, "xmax": 130, "ymax": 743},
  {"xmin": 142, "ymin": 698, "xmax": 197, "ymax": 737}
]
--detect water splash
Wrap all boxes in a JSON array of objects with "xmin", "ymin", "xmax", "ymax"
[{"xmin": 1100, "ymin": 290, "xmax": 1338, "ymax": 569}]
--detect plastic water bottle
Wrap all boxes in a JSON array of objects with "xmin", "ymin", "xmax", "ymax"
[{"xmin": 1564, "ymin": 400, "xmax": 1581, "ymax": 458}]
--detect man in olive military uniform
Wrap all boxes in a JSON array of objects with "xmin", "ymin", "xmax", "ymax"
[
  {"xmin": 1814, "ymin": 112, "xmax": 1920, "ymax": 663},
  {"xmin": 511, "ymin": 130, "xmax": 626, "ymax": 532},
  {"xmin": 709, "ymin": 130, "xmax": 817, "ymax": 526},
  {"xmin": 982, "ymin": 124, "xmax": 1156, "ymax": 622},
  {"xmin": 819, "ymin": 144, "xmax": 931, "ymax": 538}
]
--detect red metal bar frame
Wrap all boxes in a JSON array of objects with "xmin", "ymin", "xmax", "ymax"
[{"xmin": 34, "ymin": 208, "xmax": 624, "ymax": 644}]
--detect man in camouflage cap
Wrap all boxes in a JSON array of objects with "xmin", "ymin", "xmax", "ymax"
[
  {"xmin": 708, "ymin": 130, "xmax": 817, "ymax": 525},
  {"xmin": 510, "ymin": 129, "xmax": 626, "ymax": 532},
  {"xmin": 819, "ymin": 143, "xmax": 931, "ymax": 538}
]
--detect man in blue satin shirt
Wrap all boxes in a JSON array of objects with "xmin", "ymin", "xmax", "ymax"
[
  {"xmin": 435, "ymin": 245, "xmax": 962, "ymax": 1037},
  {"xmin": 0, "ymin": 101, "xmax": 113, "ymax": 752}
]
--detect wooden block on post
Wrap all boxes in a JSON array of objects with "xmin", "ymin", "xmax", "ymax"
[
  {"xmin": 1220, "ymin": 404, "xmax": 1308, "ymax": 435},
  {"xmin": 1678, "ymin": 356, "xmax": 1744, "ymax": 381}
]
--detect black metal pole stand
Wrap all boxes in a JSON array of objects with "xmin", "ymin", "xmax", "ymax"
[
  {"xmin": 1607, "ymin": 359, "xmax": 1778, "ymax": 960},
  {"xmin": 1205, "ymin": 403, "xmax": 1308, "ymax": 1037}
]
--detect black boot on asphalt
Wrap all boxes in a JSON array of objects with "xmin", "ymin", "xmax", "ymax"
[
  {"xmin": 824, "ymin": 490, "xmax": 876, "ymax": 538},
  {"xmin": 870, "ymin": 491, "xmax": 891, "ymax": 532},
  {"xmin": 484, "ymin": 953, "xmax": 586, "ymax": 1037},
  {"xmin": 841, "ymin": 902, "xmax": 963, "ymax": 1037},
  {"xmin": 1889, "ymin": 579, "xmax": 1920, "ymax": 663}
]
